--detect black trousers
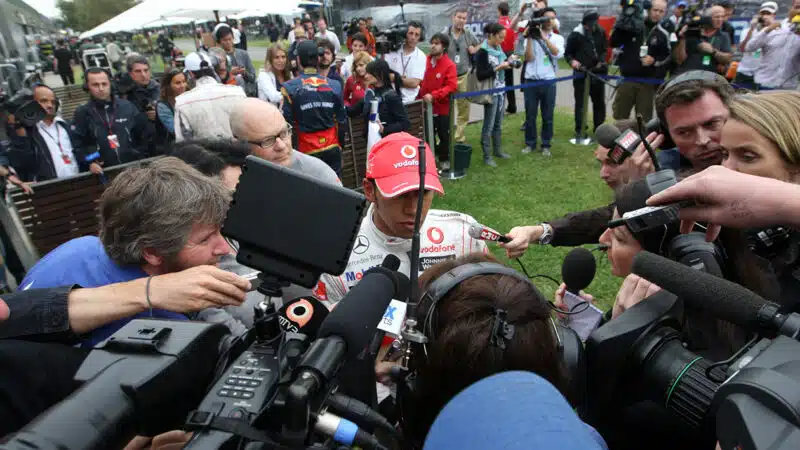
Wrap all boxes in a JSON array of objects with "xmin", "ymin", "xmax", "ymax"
[
  {"xmin": 504, "ymin": 53, "xmax": 517, "ymax": 113},
  {"xmin": 433, "ymin": 115, "xmax": 451, "ymax": 163},
  {"xmin": 0, "ymin": 340, "xmax": 89, "ymax": 437},
  {"xmin": 59, "ymin": 70, "xmax": 75, "ymax": 86},
  {"xmin": 573, "ymin": 75, "xmax": 606, "ymax": 136}
]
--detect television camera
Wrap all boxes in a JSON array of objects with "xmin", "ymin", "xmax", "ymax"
[
  {"xmin": 0, "ymin": 156, "xmax": 408, "ymax": 450},
  {"xmin": 616, "ymin": 0, "xmax": 651, "ymax": 33},
  {"xmin": 585, "ymin": 250, "xmax": 800, "ymax": 450},
  {"xmin": 375, "ymin": 23, "xmax": 409, "ymax": 55}
]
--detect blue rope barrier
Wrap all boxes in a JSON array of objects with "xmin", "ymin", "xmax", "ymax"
[{"xmin": 452, "ymin": 74, "xmax": 580, "ymax": 100}]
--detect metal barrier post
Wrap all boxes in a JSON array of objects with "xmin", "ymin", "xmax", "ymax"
[
  {"xmin": 570, "ymin": 72, "xmax": 593, "ymax": 146},
  {"xmin": 444, "ymin": 94, "xmax": 464, "ymax": 180},
  {"xmin": 425, "ymin": 101, "xmax": 435, "ymax": 149}
]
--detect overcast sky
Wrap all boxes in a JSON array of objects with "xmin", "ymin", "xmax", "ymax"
[{"xmin": 24, "ymin": 0, "xmax": 61, "ymax": 19}]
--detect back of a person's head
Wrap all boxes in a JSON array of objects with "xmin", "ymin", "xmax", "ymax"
[
  {"xmin": 169, "ymin": 140, "xmax": 250, "ymax": 177},
  {"xmin": 728, "ymin": 91, "xmax": 800, "ymax": 167},
  {"xmin": 99, "ymin": 157, "xmax": 231, "ymax": 266},
  {"xmin": 614, "ymin": 179, "xmax": 681, "ymax": 254},
  {"xmin": 406, "ymin": 253, "xmax": 567, "ymax": 446}
]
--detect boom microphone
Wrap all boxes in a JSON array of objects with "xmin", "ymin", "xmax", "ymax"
[
  {"xmin": 632, "ymin": 251, "xmax": 800, "ymax": 337},
  {"xmin": 317, "ymin": 255, "xmax": 407, "ymax": 359},
  {"xmin": 468, "ymin": 223, "xmax": 511, "ymax": 244}
]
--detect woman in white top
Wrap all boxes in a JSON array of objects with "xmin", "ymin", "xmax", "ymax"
[{"xmin": 257, "ymin": 45, "xmax": 292, "ymax": 105}]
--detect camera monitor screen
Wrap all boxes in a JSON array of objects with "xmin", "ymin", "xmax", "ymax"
[{"xmin": 223, "ymin": 156, "xmax": 367, "ymax": 288}]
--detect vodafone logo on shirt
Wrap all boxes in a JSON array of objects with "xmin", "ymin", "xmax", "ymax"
[{"xmin": 427, "ymin": 227, "xmax": 444, "ymax": 244}]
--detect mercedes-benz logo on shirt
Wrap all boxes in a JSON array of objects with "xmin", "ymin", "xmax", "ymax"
[{"xmin": 353, "ymin": 235, "xmax": 370, "ymax": 254}]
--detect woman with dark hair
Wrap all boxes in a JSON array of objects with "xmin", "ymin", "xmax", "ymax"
[
  {"xmin": 156, "ymin": 69, "xmax": 188, "ymax": 139},
  {"xmin": 398, "ymin": 252, "xmax": 570, "ymax": 448},
  {"xmin": 258, "ymin": 44, "xmax": 292, "ymax": 105},
  {"xmin": 346, "ymin": 59, "xmax": 410, "ymax": 138},
  {"xmin": 475, "ymin": 22, "xmax": 513, "ymax": 167},
  {"xmin": 169, "ymin": 139, "xmax": 250, "ymax": 190}
]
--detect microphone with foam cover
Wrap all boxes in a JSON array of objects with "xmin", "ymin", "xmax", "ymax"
[
  {"xmin": 594, "ymin": 123, "xmax": 621, "ymax": 150},
  {"xmin": 468, "ymin": 224, "xmax": 512, "ymax": 244},
  {"xmin": 562, "ymin": 247, "xmax": 597, "ymax": 294},
  {"xmin": 278, "ymin": 296, "xmax": 330, "ymax": 338},
  {"xmin": 317, "ymin": 255, "xmax": 405, "ymax": 359},
  {"xmin": 631, "ymin": 251, "xmax": 770, "ymax": 328}
]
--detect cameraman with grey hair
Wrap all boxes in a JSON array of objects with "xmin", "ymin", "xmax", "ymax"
[{"xmin": 18, "ymin": 157, "xmax": 250, "ymax": 348}]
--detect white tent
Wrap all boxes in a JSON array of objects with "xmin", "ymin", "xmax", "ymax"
[
  {"xmin": 142, "ymin": 16, "xmax": 199, "ymax": 29},
  {"xmin": 80, "ymin": 0, "xmax": 317, "ymax": 38}
]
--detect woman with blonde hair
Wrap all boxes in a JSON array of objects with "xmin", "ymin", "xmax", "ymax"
[
  {"xmin": 716, "ymin": 91, "xmax": 800, "ymax": 315},
  {"xmin": 257, "ymin": 44, "xmax": 292, "ymax": 105},
  {"xmin": 343, "ymin": 51, "xmax": 371, "ymax": 107}
]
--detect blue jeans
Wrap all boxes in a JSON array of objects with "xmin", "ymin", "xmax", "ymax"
[
  {"xmin": 523, "ymin": 80, "xmax": 557, "ymax": 148},
  {"xmin": 481, "ymin": 95, "xmax": 505, "ymax": 159}
]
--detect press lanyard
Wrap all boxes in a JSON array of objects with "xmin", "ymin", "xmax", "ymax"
[
  {"xmin": 93, "ymin": 103, "xmax": 116, "ymax": 133},
  {"xmin": 401, "ymin": 48, "xmax": 415, "ymax": 76},
  {"xmin": 38, "ymin": 122, "xmax": 72, "ymax": 164}
]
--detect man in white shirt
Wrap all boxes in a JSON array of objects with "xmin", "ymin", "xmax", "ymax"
[
  {"xmin": 746, "ymin": 6, "xmax": 800, "ymax": 89},
  {"xmin": 385, "ymin": 21, "xmax": 427, "ymax": 103},
  {"xmin": 13, "ymin": 85, "xmax": 80, "ymax": 181},
  {"xmin": 174, "ymin": 52, "xmax": 247, "ymax": 142},
  {"xmin": 315, "ymin": 17, "xmax": 341, "ymax": 55}
]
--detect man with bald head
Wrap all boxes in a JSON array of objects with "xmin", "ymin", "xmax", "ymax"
[
  {"xmin": 230, "ymin": 99, "xmax": 340, "ymax": 185},
  {"xmin": 674, "ymin": 5, "xmax": 733, "ymax": 74}
]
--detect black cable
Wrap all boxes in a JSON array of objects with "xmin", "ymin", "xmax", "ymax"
[{"xmin": 636, "ymin": 113, "xmax": 661, "ymax": 171}]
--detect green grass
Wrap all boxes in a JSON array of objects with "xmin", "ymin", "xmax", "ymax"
[{"xmin": 436, "ymin": 108, "xmax": 621, "ymax": 311}]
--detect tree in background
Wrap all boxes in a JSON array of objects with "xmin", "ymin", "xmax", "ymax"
[{"xmin": 57, "ymin": 0, "xmax": 138, "ymax": 31}]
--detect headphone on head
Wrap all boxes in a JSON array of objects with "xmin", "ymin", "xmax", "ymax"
[
  {"xmin": 413, "ymin": 262, "xmax": 586, "ymax": 406},
  {"xmin": 213, "ymin": 23, "xmax": 233, "ymax": 43},
  {"xmin": 651, "ymin": 70, "xmax": 732, "ymax": 141}
]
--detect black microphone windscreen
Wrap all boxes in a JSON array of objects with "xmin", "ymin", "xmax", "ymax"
[
  {"xmin": 317, "ymin": 268, "xmax": 396, "ymax": 358},
  {"xmin": 277, "ymin": 296, "xmax": 330, "ymax": 338},
  {"xmin": 632, "ymin": 251, "xmax": 770, "ymax": 328},
  {"xmin": 594, "ymin": 123, "xmax": 621, "ymax": 149},
  {"xmin": 382, "ymin": 254, "xmax": 401, "ymax": 271},
  {"xmin": 562, "ymin": 247, "xmax": 596, "ymax": 293}
]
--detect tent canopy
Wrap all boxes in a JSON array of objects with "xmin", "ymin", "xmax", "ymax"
[{"xmin": 80, "ymin": 0, "xmax": 316, "ymax": 38}]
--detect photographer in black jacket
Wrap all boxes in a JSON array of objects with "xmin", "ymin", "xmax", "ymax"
[
  {"xmin": 565, "ymin": 10, "xmax": 609, "ymax": 140},
  {"xmin": 611, "ymin": 0, "xmax": 672, "ymax": 122},
  {"xmin": 71, "ymin": 68, "xmax": 155, "ymax": 174}
]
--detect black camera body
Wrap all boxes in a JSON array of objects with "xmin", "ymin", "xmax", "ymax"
[
  {"xmin": 684, "ymin": 15, "xmax": 714, "ymax": 39},
  {"xmin": 375, "ymin": 23, "xmax": 408, "ymax": 55},
  {"xmin": 2, "ymin": 89, "xmax": 46, "ymax": 128},
  {"xmin": 524, "ymin": 16, "xmax": 552, "ymax": 39},
  {"xmin": 616, "ymin": 0, "xmax": 651, "ymax": 33}
]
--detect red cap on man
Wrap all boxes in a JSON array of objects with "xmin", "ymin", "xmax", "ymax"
[{"xmin": 366, "ymin": 132, "xmax": 445, "ymax": 198}]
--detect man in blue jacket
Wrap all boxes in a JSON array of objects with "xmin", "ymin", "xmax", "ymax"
[
  {"xmin": 20, "ymin": 157, "xmax": 236, "ymax": 347},
  {"xmin": 281, "ymin": 40, "xmax": 346, "ymax": 176},
  {"xmin": 71, "ymin": 68, "xmax": 154, "ymax": 174}
]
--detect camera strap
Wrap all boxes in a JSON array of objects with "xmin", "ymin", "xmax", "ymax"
[
  {"xmin": 535, "ymin": 37, "xmax": 557, "ymax": 72},
  {"xmin": 186, "ymin": 411, "xmax": 291, "ymax": 449}
]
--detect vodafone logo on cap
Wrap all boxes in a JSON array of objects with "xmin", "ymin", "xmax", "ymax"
[
  {"xmin": 401, "ymin": 145, "xmax": 417, "ymax": 159},
  {"xmin": 427, "ymin": 227, "xmax": 444, "ymax": 244}
]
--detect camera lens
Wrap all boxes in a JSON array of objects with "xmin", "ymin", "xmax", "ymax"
[{"xmin": 634, "ymin": 327, "xmax": 719, "ymax": 428}]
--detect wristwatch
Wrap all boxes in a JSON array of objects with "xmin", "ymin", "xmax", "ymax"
[{"xmin": 538, "ymin": 223, "xmax": 554, "ymax": 245}]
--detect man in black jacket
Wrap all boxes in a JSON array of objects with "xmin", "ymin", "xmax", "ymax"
[
  {"xmin": 123, "ymin": 55, "xmax": 160, "ymax": 121},
  {"xmin": 610, "ymin": 0, "xmax": 672, "ymax": 122},
  {"xmin": 7, "ymin": 85, "xmax": 84, "ymax": 182},
  {"xmin": 565, "ymin": 10, "xmax": 609, "ymax": 140},
  {"xmin": 71, "ymin": 68, "xmax": 154, "ymax": 174}
]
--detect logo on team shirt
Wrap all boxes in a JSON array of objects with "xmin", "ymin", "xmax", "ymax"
[
  {"xmin": 420, "ymin": 255, "xmax": 455, "ymax": 270},
  {"xmin": 353, "ymin": 235, "xmax": 370, "ymax": 254},
  {"xmin": 345, "ymin": 266, "xmax": 377, "ymax": 283},
  {"xmin": 427, "ymin": 227, "xmax": 444, "ymax": 244},
  {"xmin": 401, "ymin": 145, "xmax": 417, "ymax": 159},
  {"xmin": 421, "ymin": 243, "xmax": 456, "ymax": 253},
  {"xmin": 313, "ymin": 281, "xmax": 328, "ymax": 301},
  {"xmin": 302, "ymin": 76, "xmax": 327, "ymax": 87}
]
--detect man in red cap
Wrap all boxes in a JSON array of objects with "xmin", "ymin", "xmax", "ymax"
[{"xmin": 313, "ymin": 132, "xmax": 486, "ymax": 306}]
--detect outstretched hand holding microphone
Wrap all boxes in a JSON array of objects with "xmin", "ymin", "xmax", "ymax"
[{"xmin": 647, "ymin": 166, "xmax": 800, "ymax": 241}]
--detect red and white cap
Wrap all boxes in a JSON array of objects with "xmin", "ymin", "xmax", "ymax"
[{"xmin": 366, "ymin": 132, "xmax": 444, "ymax": 198}]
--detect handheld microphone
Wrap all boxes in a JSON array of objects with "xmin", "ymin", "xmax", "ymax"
[
  {"xmin": 467, "ymin": 223, "xmax": 512, "ymax": 244},
  {"xmin": 595, "ymin": 123, "xmax": 641, "ymax": 165},
  {"xmin": 561, "ymin": 248, "xmax": 603, "ymax": 340},
  {"xmin": 277, "ymin": 296, "xmax": 329, "ymax": 337},
  {"xmin": 631, "ymin": 251, "xmax": 800, "ymax": 338}
]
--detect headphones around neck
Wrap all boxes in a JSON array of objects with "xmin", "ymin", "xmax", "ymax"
[{"xmin": 416, "ymin": 262, "xmax": 586, "ymax": 406}]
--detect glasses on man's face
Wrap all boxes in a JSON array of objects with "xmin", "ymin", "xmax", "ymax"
[{"xmin": 248, "ymin": 124, "xmax": 293, "ymax": 150}]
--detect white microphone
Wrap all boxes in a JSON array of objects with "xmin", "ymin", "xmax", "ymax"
[{"xmin": 468, "ymin": 223, "xmax": 512, "ymax": 244}]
